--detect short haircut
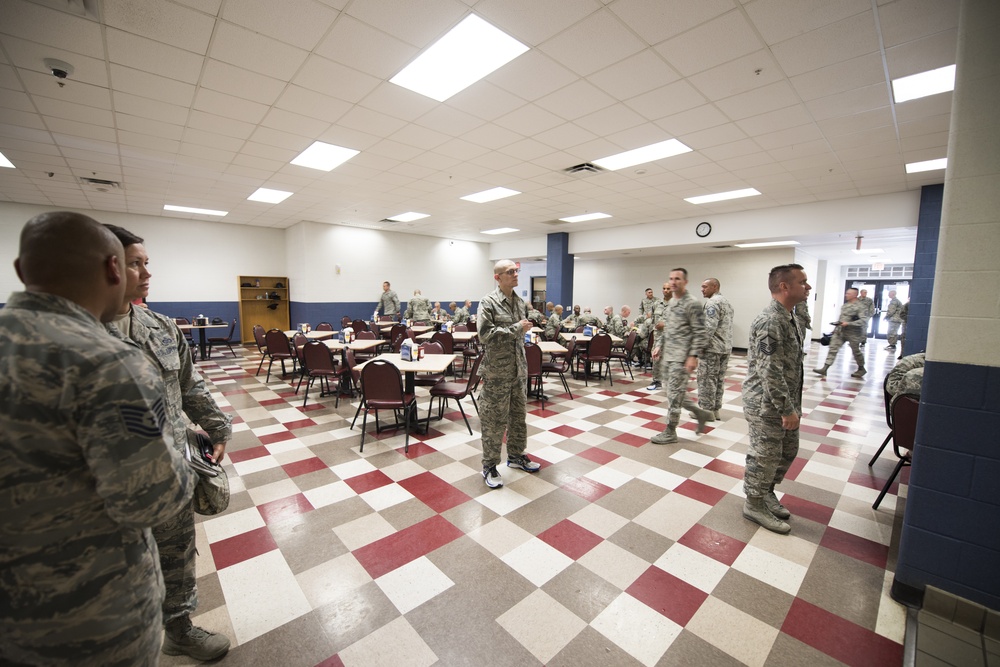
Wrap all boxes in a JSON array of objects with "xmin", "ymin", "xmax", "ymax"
[
  {"xmin": 767, "ymin": 263, "xmax": 804, "ymax": 293},
  {"xmin": 671, "ymin": 267, "xmax": 688, "ymax": 279},
  {"xmin": 847, "ymin": 287, "xmax": 859, "ymax": 295},
  {"xmin": 383, "ymin": 281, "xmax": 390, "ymax": 286},
  {"xmin": 645, "ymin": 287, "xmax": 653, "ymax": 292},
  {"xmin": 104, "ymin": 223, "xmax": 144, "ymax": 248}
]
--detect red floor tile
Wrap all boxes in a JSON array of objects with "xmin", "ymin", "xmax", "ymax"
[
  {"xmin": 799, "ymin": 424, "xmax": 830, "ymax": 436},
  {"xmin": 259, "ymin": 430, "xmax": 295, "ymax": 445},
  {"xmin": 704, "ymin": 458, "xmax": 744, "ymax": 479},
  {"xmin": 282, "ymin": 457, "xmax": 329, "ymax": 478},
  {"xmin": 299, "ymin": 403, "xmax": 326, "ymax": 412},
  {"xmin": 528, "ymin": 407, "xmax": 559, "ymax": 417},
  {"xmin": 613, "ymin": 432, "xmax": 649, "ymax": 448},
  {"xmin": 210, "ymin": 525, "xmax": 278, "ymax": 570},
  {"xmin": 848, "ymin": 470, "xmax": 891, "ymax": 491},
  {"xmin": 632, "ymin": 410, "xmax": 661, "ymax": 420},
  {"xmin": 674, "ymin": 480, "xmax": 726, "ymax": 506},
  {"xmin": 258, "ymin": 493, "xmax": 315, "ymax": 524},
  {"xmin": 344, "ymin": 470, "xmax": 394, "ymax": 494},
  {"xmin": 399, "ymin": 471, "xmax": 472, "ymax": 513},
  {"xmin": 353, "ymin": 514, "xmax": 464, "ymax": 579},
  {"xmin": 394, "ymin": 441, "xmax": 438, "ymax": 458},
  {"xmin": 781, "ymin": 598, "xmax": 902, "ymax": 667},
  {"xmin": 627, "ymin": 566, "xmax": 708, "ymax": 626},
  {"xmin": 784, "ymin": 456, "xmax": 807, "ymax": 481},
  {"xmin": 678, "ymin": 524, "xmax": 747, "ymax": 566},
  {"xmin": 538, "ymin": 519, "xmax": 604, "ymax": 560},
  {"xmin": 228, "ymin": 445, "xmax": 270, "ymax": 463},
  {"xmin": 260, "ymin": 397, "xmax": 288, "ymax": 406},
  {"xmin": 817, "ymin": 443, "xmax": 860, "ymax": 460},
  {"xmin": 561, "ymin": 476, "xmax": 613, "ymax": 502},
  {"xmin": 577, "ymin": 447, "xmax": 618, "ymax": 465},
  {"xmin": 780, "ymin": 495, "xmax": 835, "ymax": 525},
  {"xmin": 831, "ymin": 423, "xmax": 869, "ymax": 436},
  {"xmin": 820, "ymin": 527, "xmax": 888, "ymax": 569},
  {"xmin": 284, "ymin": 418, "xmax": 317, "ymax": 430},
  {"xmin": 315, "ymin": 655, "xmax": 345, "ymax": 667},
  {"xmin": 551, "ymin": 424, "xmax": 584, "ymax": 438}
]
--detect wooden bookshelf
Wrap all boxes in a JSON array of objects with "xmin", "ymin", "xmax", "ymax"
[{"xmin": 238, "ymin": 276, "xmax": 289, "ymax": 343}]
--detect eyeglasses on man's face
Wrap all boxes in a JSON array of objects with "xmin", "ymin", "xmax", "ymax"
[{"xmin": 502, "ymin": 268, "xmax": 520, "ymax": 275}]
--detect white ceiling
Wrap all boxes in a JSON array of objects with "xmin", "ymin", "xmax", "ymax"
[{"xmin": 0, "ymin": 0, "xmax": 956, "ymax": 262}]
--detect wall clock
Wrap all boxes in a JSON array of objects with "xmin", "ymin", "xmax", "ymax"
[{"xmin": 696, "ymin": 221, "xmax": 712, "ymax": 238}]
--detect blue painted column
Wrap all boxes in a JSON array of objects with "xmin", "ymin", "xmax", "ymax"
[
  {"xmin": 546, "ymin": 232, "xmax": 573, "ymax": 309},
  {"xmin": 904, "ymin": 184, "xmax": 943, "ymax": 354}
]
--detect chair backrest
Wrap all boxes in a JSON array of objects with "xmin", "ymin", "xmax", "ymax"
[
  {"xmin": 467, "ymin": 352, "xmax": 484, "ymax": 392},
  {"xmin": 466, "ymin": 321, "xmax": 477, "ymax": 333},
  {"xmin": 561, "ymin": 338, "xmax": 577, "ymax": 369},
  {"xmin": 174, "ymin": 317, "xmax": 191, "ymax": 324},
  {"xmin": 253, "ymin": 324, "xmax": 267, "ymax": 350},
  {"xmin": 525, "ymin": 343, "xmax": 542, "ymax": 376},
  {"xmin": 341, "ymin": 316, "xmax": 351, "ymax": 328},
  {"xmin": 226, "ymin": 318, "xmax": 237, "ymax": 340},
  {"xmin": 264, "ymin": 329, "xmax": 293, "ymax": 357},
  {"xmin": 454, "ymin": 324, "xmax": 469, "ymax": 333},
  {"xmin": 351, "ymin": 319, "xmax": 369, "ymax": 332},
  {"xmin": 881, "ymin": 375, "xmax": 894, "ymax": 428},
  {"xmin": 430, "ymin": 331, "xmax": 454, "ymax": 354},
  {"xmin": 622, "ymin": 330, "xmax": 637, "ymax": 353},
  {"xmin": 316, "ymin": 322, "xmax": 334, "ymax": 331},
  {"xmin": 345, "ymin": 348, "xmax": 360, "ymax": 384},
  {"xmin": 379, "ymin": 314, "xmax": 395, "ymax": 322},
  {"xmin": 420, "ymin": 341, "xmax": 444, "ymax": 356},
  {"xmin": 575, "ymin": 325, "xmax": 586, "ymax": 333},
  {"xmin": 292, "ymin": 331, "xmax": 308, "ymax": 353},
  {"xmin": 357, "ymin": 330, "xmax": 376, "ymax": 340},
  {"xmin": 361, "ymin": 359, "xmax": 406, "ymax": 402},
  {"xmin": 303, "ymin": 340, "xmax": 335, "ymax": 373},
  {"xmin": 890, "ymin": 393, "xmax": 920, "ymax": 454},
  {"xmin": 588, "ymin": 332, "xmax": 613, "ymax": 357},
  {"xmin": 388, "ymin": 324, "xmax": 406, "ymax": 342}
]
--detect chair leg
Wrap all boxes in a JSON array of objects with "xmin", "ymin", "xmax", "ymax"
[
  {"xmin": 471, "ymin": 393, "xmax": 480, "ymax": 416},
  {"xmin": 256, "ymin": 355, "xmax": 266, "ymax": 376},
  {"xmin": 302, "ymin": 376, "xmax": 312, "ymax": 408},
  {"xmin": 872, "ymin": 457, "xmax": 908, "ymax": 509},
  {"xmin": 868, "ymin": 431, "xmax": 893, "ymax": 466},
  {"xmin": 360, "ymin": 408, "xmax": 369, "ymax": 452},
  {"xmin": 456, "ymin": 398, "xmax": 471, "ymax": 435}
]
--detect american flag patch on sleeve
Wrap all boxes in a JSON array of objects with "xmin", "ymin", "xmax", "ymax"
[{"xmin": 119, "ymin": 397, "xmax": 166, "ymax": 438}]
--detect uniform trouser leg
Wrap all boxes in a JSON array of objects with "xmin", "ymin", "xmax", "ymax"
[
  {"xmin": 744, "ymin": 415, "xmax": 799, "ymax": 497},
  {"xmin": 153, "ymin": 502, "xmax": 197, "ymax": 624},
  {"xmin": 822, "ymin": 332, "xmax": 846, "ymax": 368},
  {"xmin": 847, "ymin": 336, "xmax": 865, "ymax": 369},
  {"xmin": 480, "ymin": 374, "xmax": 528, "ymax": 468},
  {"xmin": 887, "ymin": 321, "xmax": 900, "ymax": 346},
  {"xmin": 663, "ymin": 360, "xmax": 700, "ymax": 426},
  {"xmin": 697, "ymin": 352, "xmax": 727, "ymax": 412}
]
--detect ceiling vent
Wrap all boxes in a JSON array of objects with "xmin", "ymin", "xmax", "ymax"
[
  {"xmin": 80, "ymin": 177, "xmax": 121, "ymax": 192},
  {"xmin": 563, "ymin": 162, "xmax": 605, "ymax": 175},
  {"xmin": 711, "ymin": 245, "xmax": 734, "ymax": 249}
]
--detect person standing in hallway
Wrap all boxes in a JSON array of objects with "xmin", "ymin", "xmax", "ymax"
[
  {"xmin": 104, "ymin": 225, "xmax": 233, "ymax": 661},
  {"xmin": 650, "ymin": 268, "xmax": 714, "ymax": 444},
  {"xmin": 742, "ymin": 263, "xmax": 811, "ymax": 534},
  {"xmin": 644, "ymin": 281, "xmax": 672, "ymax": 391},
  {"xmin": 885, "ymin": 290, "xmax": 904, "ymax": 351},
  {"xmin": 858, "ymin": 288, "xmax": 875, "ymax": 346},
  {"xmin": 697, "ymin": 278, "xmax": 733, "ymax": 421},
  {"xmin": 815, "ymin": 287, "xmax": 868, "ymax": 378},
  {"xmin": 377, "ymin": 281, "xmax": 399, "ymax": 320},
  {"xmin": 477, "ymin": 260, "xmax": 541, "ymax": 488},
  {"xmin": 1, "ymin": 212, "xmax": 196, "ymax": 665}
]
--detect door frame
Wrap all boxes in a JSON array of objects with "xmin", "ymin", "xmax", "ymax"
[{"xmin": 844, "ymin": 279, "xmax": 910, "ymax": 339}]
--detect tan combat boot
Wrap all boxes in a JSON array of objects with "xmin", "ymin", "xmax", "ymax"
[{"xmin": 743, "ymin": 496, "xmax": 790, "ymax": 534}]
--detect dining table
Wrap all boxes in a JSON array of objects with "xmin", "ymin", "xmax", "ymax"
[
  {"xmin": 176, "ymin": 322, "xmax": 230, "ymax": 360},
  {"xmin": 284, "ymin": 329, "xmax": 337, "ymax": 341},
  {"xmin": 356, "ymin": 352, "xmax": 458, "ymax": 434},
  {"xmin": 415, "ymin": 330, "xmax": 478, "ymax": 343}
]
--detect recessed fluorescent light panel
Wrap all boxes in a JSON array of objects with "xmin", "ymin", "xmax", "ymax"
[
  {"xmin": 461, "ymin": 186, "xmax": 521, "ymax": 203},
  {"xmin": 290, "ymin": 141, "xmax": 359, "ymax": 171},
  {"xmin": 734, "ymin": 240, "xmax": 800, "ymax": 248},
  {"xmin": 247, "ymin": 187, "xmax": 293, "ymax": 204},
  {"xmin": 0, "ymin": 151, "xmax": 15, "ymax": 168},
  {"xmin": 892, "ymin": 65, "xmax": 956, "ymax": 104},
  {"xmin": 559, "ymin": 212, "xmax": 611, "ymax": 223},
  {"xmin": 481, "ymin": 227, "xmax": 518, "ymax": 235},
  {"xmin": 390, "ymin": 14, "xmax": 529, "ymax": 102},
  {"xmin": 387, "ymin": 212, "xmax": 429, "ymax": 222},
  {"xmin": 593, "ymin": 139, "xmax": 692, "ymax": 171},
  {"xmin": 164, "ymin": 204, "xmax": 228, "ymax": 217},
  {"xmin": 685, "ymin": 188, "xmax": 762, "ymax": 205},
  {"xmin": 905, "ymin": 158, "xmax": 947, "ymax": 174},
  {"xmin": 852, "ymin": 248, "xmax": 884, "ymax": 254}
]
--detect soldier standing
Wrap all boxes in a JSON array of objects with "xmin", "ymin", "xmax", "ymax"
[
  {"xmin": 404, "ymin": 289, "xmax": 432, "ymax": 322},
  {"xmin": 897, "ymin": 301, "xmax": 909, "ymax": 359},
  {"xmin": 697, "ymin": 278, "xmax": 734, "ymax": 421},
  {"xmin": 885, "ymin": 290, "xmax": 904, "ymax": 350},
  {"xmin": 104, "ymin": 225, "xmax": 233, "ymax": 661},
  {"xmin": 742, "ymin": 263, "xmax": 811, "ymax": 534},
  {"xmin": 644, "ymin": 282, "xmax": 673, "ymax": 391},
  {"xmin": 650, "ymin": 268, "xmax": 714, "ymax": 444},
  {"xmin": 639, "ymin": 287, "xmax": 658, "ymax": 319},
  {"xmin": 858, "ymin": 288, "xmax": 875, "ymax": 346},
  {"xmin": 1, "ymin": 212, "xmax": 196, "ymax": 665},
  {"xmin": 377, "ymin": 281, "xmax": 400, "ymax": 319},
  {"xmin": 477, "ymin": 260, "xmax": 541, "ymax": 488},
  {"xmin": 793, "ymin": 299, "xmax": 812, "ymax": 347},
  {"xmin": 815, "ymin": 287, "xmax": 869, "ymax": 378}
]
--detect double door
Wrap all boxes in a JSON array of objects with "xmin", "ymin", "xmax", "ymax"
[{"xmin": 845, "ymin": 280, "xmax": 910, "ymax": 340}]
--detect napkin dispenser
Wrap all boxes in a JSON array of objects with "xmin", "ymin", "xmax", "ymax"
[
  {"xmin": 195, "ymin": 315, "xmax": 208, "ymax": 326},
  {"xmin": 400, "ymin": 337, "xmax": 416, "ymax": 361},
  {"xmin": 583, "ymin": 325, "xmax": 594, "ymax": 336}
]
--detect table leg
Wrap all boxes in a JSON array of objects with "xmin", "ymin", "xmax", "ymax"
[
  {"xmin": 199, "ymin": 328, "xmax": 209, "ymax": 360},
  {"xmin": 403, "ymin": 370, "xmax": 428, "ymax": 435}
]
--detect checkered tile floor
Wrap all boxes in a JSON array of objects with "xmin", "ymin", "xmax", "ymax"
[{"xmin": 164, "ymin": 341, "xmax": 909, "ymax": 666}]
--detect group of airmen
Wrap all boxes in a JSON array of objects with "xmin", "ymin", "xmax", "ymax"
[{"xmin": 375, "ymin": 281, "xmax": 474, "ymax": 324}]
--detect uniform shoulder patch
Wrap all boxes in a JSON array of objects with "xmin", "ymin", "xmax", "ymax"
[
  {"xmin": 119, "ymin": 397, "xmax": 167, "ymax": 438},
  {"xmin": 706, "ymin": 306, "xmax": 717, "ymax": 317},
  {"xmin": 757, "ymin": 335, "xmax": 777, "ymax": 356}
]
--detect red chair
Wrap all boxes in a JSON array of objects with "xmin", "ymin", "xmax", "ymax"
[
  {"xmin": 542, "ymin": 338, "xmax": 575, "ymax": 399},
  {"xmin": 316, "ymin": 322, "xmax": 334, "ymax": 331},
  {"xmin": 577, "ymin": 332, "xmax": 613, "ymax": 386},
  {"xmin": 341, "ymin": 316, "xmax": 351, "ymax": 329},
  {"xmin": 427, "ymin": 354, "xmax": 482, "ymax": 435},
  {"xmin": 868, "ymin": 375, "xmax": 895, "ymax": 466},
  {"xmin": 354, "ymin": 330, "xmax": 378, "ymax": 361},
  {"xmin": 873, "ymin": 393, "xmax": 919, "ymax": 509},
  {"xmin": 351, "ymin": 319, "xmax": 369, "ymax": 333},
  {"xmin": 353, "ymin": 359, "xmax": 417, "ymax": 453},
  {"xmin": 207, "ymin": 318, "xmax": 238, "ymax": 358},
  {"xmin": 609, "ymin": 330, "xmax": 637, "ymax": 381},
  {"xmin": 301, "ymin": 341, "xmax": 339, "ymax": 407},
  {"xmin": 263, "ymin": 329, "xmax": 297, "ymax": 382},
  {"xmin": 525, "ymin": 342, "xmax": 545, "ymax": 409},
  {"xmin": 336, "ymin": 348, "xmax": 360, "ymax": 409},
  {"xmin": 430, "ymin": 331, "xmax": 455, "ymax": 375},
  {"xmin": 413, "ymin": 341, "xmax": 446, "ymax": 388},
  {"xmin": 252, "ymin": 324, "xmax": 268, "ymax": 375}
]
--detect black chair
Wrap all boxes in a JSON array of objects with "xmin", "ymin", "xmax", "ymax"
[
  {"xmin": 427, "ymin": 354, "xmax": 482, "ymax": 435},
  {"xmin": 300, "ymin": 341, "xmax": 339, "ymax": 407},
  {"xmin": 252, "ymin": 324, "xmax": 268, "ymax": 375},
  {"xmin": 525, "ymin": 342, "xmax": 545, "ymax": 409},
  {"xmin": 353, "ymin": 359, "xmax": 417, "ymax": 453},
  {"xmin": 868, "ymin": 375, "xmax": 895, "ymax": 466},
  {"xmin": 609, "ymin": 330, "xmax": 636, "ymax": 381},
  {"xmin": 207, "ymin": 318, "xmax": 238, "ymax": 358},
  {"xmin": 263, "ymin": 329, "xmax": 297, "ymax": 382},
  {"xmin": 577, "ymin": 332, "xmax": 613, "ymax": 386},
  {"xmin": 542, "ymin": 338, "xmax": 575, "ymax": 399},
  {"xmin": 873, "ymin": 393, "xmax": 919, "ymax": 509}
]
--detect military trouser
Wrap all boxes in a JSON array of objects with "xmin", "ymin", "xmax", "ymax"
[
  {"xmin": 661, "ymin": 360, "xmax": 701, "ymax": 426},
  {"xmin": 697, "ymin": 352, "xmax": 728, "ymax": 412},
  {"xmin": 480, "ymin": 374, "xmax": 528, "ymax": 468},
  {"xmin": 887, "ymin": 321, "xmax": 901, "ymax": 346},
  {"xmin": 743, "ymin": 414, "xmax": 799, "ymax": 498},
  {"xmin": 822, "ymin": 329, "xmax": 865, "ymax": 371},
  {"xmin": 152, "ymin": 500, "xmax": 197, "ymax": 624}
]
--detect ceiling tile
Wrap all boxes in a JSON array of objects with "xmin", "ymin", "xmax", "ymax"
[
  {"xmin": 249, "ymin": 126, "xmax": 313, "ymax": 151},
  {"xmin": 182, "ymin": 128, "xmax": 247, "ymax": 152},
  {"xmin": 715, "ymin": 81, "xmax": 801, "ymax": 121},
  {"xmin": 193, "ymin": 88, "xmax": 269, "ymax": 125},
  {"xmin": 344, "ymin": 0, "xmax": 469, "ymax": 48},
  {"xmin": 574, "ymin": 103, "xmax": 646, "ymax": 137},
  {"xmin": 106, "ymin": 28, "xmax": 204, "ymax": 83},
  {"xmin": 115, "ymin": 114, "xmax": 184, "ymax": 141},
  {"xmin": 221, "ymin": 0, "xmax": 339, "ymax": 49},
  {"xmin": 770, "ymin": 11, "xmax": 879, "ymax": 77},
  {"xmin": 293, "ymin": 55, "xmax": 381, "ymax": 104},
  {"xmin": 359, "ymin": 83, "xmax": 438, "ymax": 123},
  {"xmin": 534, "ymin": 122, "xmax": 599, "ymax": 152},
  {"xmin": 199, "ymin": 59, "xmax": 287, "ymax": 106},
  {"xmin": 586, "ymin": 49, "xmax": 680, "ymax": 101},
  {"xmin": 416, "ymin": 105, "xmax": 486, "ymax": 137},
  {"xmin": 744, "ymin": 0, "xmax": 870, "ymax": 45},
  {"xmin": 0, "ymin": 0, "xmax": 105, "ymax": 59},
  {"xmin": 459, "ymin": 123, "xmax": 523, "ymax": 151},
  {"xmin": 337, "ymin": 106, "xmax": 408, "ymax": 138},
  {"xmin": 113, "ymin": 93, "xmax": 188, "ymax": 126},
  {"xmin": 445, "ymin": 82, "xmax": 527, "ymax": 122},
  {"xmin": 817, "ymin": 106, "xmax": 893, "ymax": 138},
  {"xmin": 884, "ymin": 29, "xmax": 958, "ymax": 79},
  {"xmin": 102, "ymin": 0, "xmax": 214, "ymax": 54},
  {"xmin": 474, "ymin": 0, "xmax": 601, "ymax": 45},
  {"xmin": 735, "ymin": 104, "xmax": 813, "ymax": 137},
  {"xmin": 261, "ymin": 108, "xmax": 331, "ymax": 139},
  {"xmin": 535, "ymin": 79, "xmax": 616, "ymax": 121},
  {"xmin": 655, "ymin": 10, "xmax": 763, "ymax": 77},
  {"xmin": 490, "ymin": 51, "xmax": 577, "ymax": 102},
  {"xmin": 209, "ymin": 21, "xmax": 308, "ymax": 81},
  {"xmin": 19, "ymin": 70, "xmax": 110, "ymax": 109},
  {"xmin": 877, "ymin": 0, "xmax": 960, "ymax": 48},
  {"xmin": 274, "ymin": 85, "xmax": 352, "ymax": 124},
  {"xmin": 494, "ymin": 104, "xmax": 565, "ymax": 136},
  {"xmin": 608, "ymin": 0, "xmax": 738, "ymax": 46},
  {"xmin": 625, "ymin": 80, "xmax": 706, "ymax": 121},
  {"xmin": 0, "ymin": 107, "xmax": 47, "ymax": 130},
  {"xmin": 314, "ymin": 15, "xmax": 416, "ymax": 79},
  {"xmin": 686, "ymin": 50, "xmax": 783, "ymax": 100},
  {"xmin": 44, "ymin": 117, "xmax": 115, "ymax": 142},
  {"xmin": 804, "ymin": 82, "xmax": 890, "ymax": 122},
  {"xmin": 538, "ymin": 9, "xmax": 646, "ymax": 77},
  {"xmin": 2, "ymin": 35, "xmax": 109, "ymax": 88},
  {"xmin": 655, "ymin": 103, "xmax": 730, "ymax": 137},
  {"xmin": 109, "ymin": 64, "xmax": 196, "ymax": 107},
  {"xmin": 788, "ymin": 52, "xmax": 885, "ymax": 101}
]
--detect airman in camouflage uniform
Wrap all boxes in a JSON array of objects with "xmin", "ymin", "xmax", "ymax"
[
  {"xmin": 885, "ymin": 291, "xmax": 904, "ymax": 349},
  {"xmin": 544, "ymin": 304, "xmax": 564, "ymax": 340},
  {"xmin": 405, "ymin": 289, "xmax": 433, "ymax": 322},
  {"xmin": 815, "ymin": 288, "xmax": 869, "ymax": 378},
  {"xmin": 577, "ymin": 308, "xmax": 600, "ymax": 327},
  {"xmin": 377, "ymin": 281, "xmax": 400, "ymax": 319},
  {"xmin": 605, "ymin": 305, "xmax": 627, "ymax": 338},
  {"xmin": 742, "ymin": 264, "xmax": 811, "ymax": 534},
  {"xmin": 887, "ymin": 353, "xmax": 925, "ymax": 399},
  {"xmin": 526, "ymin": 304, "xmax": 546, "ymax": 327},
  {"xmin": 639, "ymin": 287, "xmax": 658, "ymax": 319},
  {"xmin": 642, "ymin": 284, "xmax": 672, "ymax": 387},
  {"xmin": 477, "ymin": 260, "xmax": 541, "ymax": 488},
  {"xmin": 562, "ymin": 305, "xmax": 582, "ymax": 332},
  {"xmin": 1, "ymin": 212, "xmax": 196, "ymax": 666},
  {"xmin": 897, "ymin": 301, "xmax": 909, "ymax": 358},
  {"xmin": 697, "ymin": 278, "xmax": 734, "ymax": 420},
  {"xmin": 104, "ymin": 225, "xmax": 232, "ymax": 661},
  {"xmin": 452, "ymin": 299, "xmax": 472, "ymax": 325},
  {"xmin": 650, "ymin": 269, "xmax": 714, "ymax": 444},
  {"xmin": 793, "ymin": 300, "xmax": 812, "ymax": 347}
]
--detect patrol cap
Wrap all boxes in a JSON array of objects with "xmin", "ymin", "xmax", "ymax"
[{"xmin": 193, "ymin": 467, "xmax": 230, "ymax": 516}]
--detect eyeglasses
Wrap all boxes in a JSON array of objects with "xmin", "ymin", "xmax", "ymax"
[{"xmin": 502, "ymin": 268, "xmax": 520, "ymax": 275}]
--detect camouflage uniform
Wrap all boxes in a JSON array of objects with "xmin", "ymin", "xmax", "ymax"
[
  {"xmin": 606, "ymin": 314, "xmax": 627, "ymax": 339},
  {"xmin": 793, "ymin": 301, "xmax": 812, "ymax": 345},
  {"xmin": 898, "ymin": 302, "xmax": 909, "ymax": 354},
  {"xmin": 858, "ymin": 295, "xmax": 875, "ymax": 340},
  {"xmin": 477, "ymin": 286, "xmax": 528, "ymax": 469},
  {"xmin": 577, "ymin": 312, "xmax": 600, "ymax": 327},
  {"xmin": 742, "ymin": 299, "xmax": 803, "ymax": 498},
  {"xmin": 698, "ymin": 293, "xmax": 734, "ymax": 413},
  {"xmin": 819, "ymin": 300, "xmax": 868, "ymax": 373},
  {"xmin": 378, "ymin": 289, "xmax": 400, "ymax": 317},
  {"xmin": 544, "ymin": 312, "xmax": 562, "ymax": 340},
  {"xmin": 107, "ymin": 306, "xmax": 232, "ymax": 626},
  {"xmin": 639, "ymin": 296, "xmax": 658, "ymax": 319},
  {"xmin": 1, "ymin": 292, "xmax": 196, "ymax": 666},
  {"xmin": 647, "ymin": 297, "xmax": 671, "ymax": 380},
  {"xmin": 886, "ymin": 297, "xmax": 904, "ymax": 347},
  {"xmin": 526, "ymin": 306, "xmax": 545, "ymax": 327},
  {"xmin": 654, "ymin": 292, "xmax": 708, "ymax": 426},
  {"xmin": 452, "ymin": 305, "xmax": 470, "ymax": 325},
  {"xmin": 561, "ymin": 314, "xmax": 579, "ymax": 331},
  {"xmin": 405, "ymin": 295, "xmax": 432, "ymax": 322},
  {"xmin": 887, "ymin": 353, "xmax": 925, "ymax": 398}
]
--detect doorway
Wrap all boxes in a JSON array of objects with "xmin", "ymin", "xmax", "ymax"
[
  {"xmin": 845, "ymin": 280, "xmax": 910, "ymax": 339},
  {"xmin": 531, "ymin": 276, "xmax": 546, "ymax": 312}
]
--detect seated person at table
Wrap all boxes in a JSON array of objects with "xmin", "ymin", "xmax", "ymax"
[
  {"xmin": 526, "ymin": 304, "xmax": 545, "ymax": 327},
  {"xmin": 578, "ymin": 307, "xmax": 600, "ymax": 327},
  {"xmin": 887, "ymin": 353, "xmax": 925, "ymax": 399},
  {"xmin": 452, "ymin": 299, "xmax": 472, "ymax": 325},
  {"xmin": 562, "ymin": 304, "xmax": 582, "ymax": 331},
  {"xmin": 544, "ymin": 304, "xmax": 564, "ymax": 339},
  {"xmin": 605, "ymin": 305, "xmax": 627, "ymax": 338},
  {"xmin": 404, "ymin": 289, "xmax": 432, "ymax": 322},
  {"xmin": 430, "ymin": 301, "xmax": 446, "ymax": 320}
]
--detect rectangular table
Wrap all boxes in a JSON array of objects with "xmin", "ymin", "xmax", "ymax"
[
  {"xmin": 356, "ymin": 353, "xmax": 458, "ymax": 433},
  {"xmin": 284, "ymin": 330, "xmax": 337, "ymax": 341},
  {"xmin": 416, "ymin": 331, "xmax": 478, "ymax": 343},
  {"xmin": 177, "ymin": 322, "xmax": 229, "ymax": 360}
]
